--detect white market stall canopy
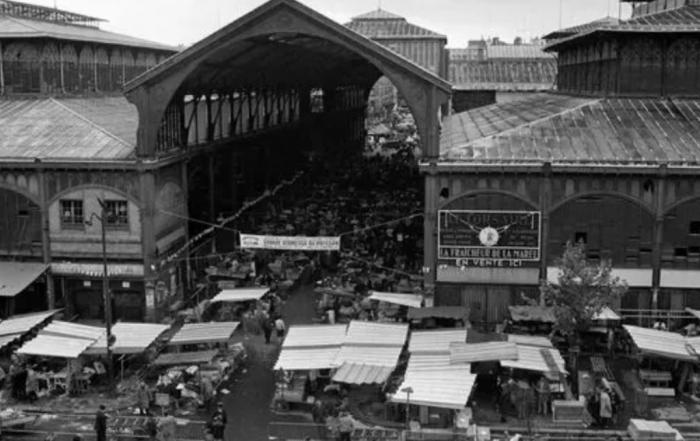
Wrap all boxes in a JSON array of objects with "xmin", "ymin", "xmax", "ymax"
[
  {"xmin": 501, "ymin": 344, "xmax": 568, "ymax": 375},
  {"xmin": 282, "ymin": 324, "xmax": 347, "ymax": 348},
  {"xmin": 332, "ymin": 363, "xmax": 394, "ymax": 385},
  {"xmin": 41, "ymin": 321, "xmax": 104, "ymax": 340},
  {"xmin": 333, "ymin": 345, "xmax": 404, "ymax": 368},
  {"xmin": 86, "ymin": 323, "xmax": 169, "ymax": 355},
  {"xmin": 211, "ymin": 287, "xmax": 270, "ymax": 303},
  {"xmin": 368, "ymin": 292, "xmax": 423, "ymax": 309},
  {"xmin": 18, "ymin": 334, "xmax": 97, "ymax": 359},
  {"xmin": 450, "ymin": 342, "xmax": 519, "ymax": 364},
  {"xmin": 391, "ymin": 354, "xmax": 477, "ymax": 410},
  {"xmin": 409, "ymin": 329, "xmax": 467, "ymax": 355},
  {"xmin": 167, "ymin": 322, "xmax": 240, "ymax": 346},
  {"xmin": 154, "ymin": 349, "xmax": 219, "ymax": 366},
  {"xmin": 0, "ymin": 310, "xmax": 60, "ymax": 338},
  {"xmin": 343, "ymin": 321, "xmax": 409, "ymax": 347},
  {"xmin": 0, "ymin": 263, "xmax": 49, "ymax": 297},
  {"xmin": 506, "ymin": 335, "xmax": 553, "ymax": 348},
  {"xmin": 274, "ymin": 347, "xmax": 341, "ymax": 371},
  {"xmin": 624, "ymin": 325, "xmax": 698, "ymax": 362}
]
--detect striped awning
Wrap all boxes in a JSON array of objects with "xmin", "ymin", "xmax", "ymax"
[{"xmin": 332, "ymin": 363, "xmax": 394, "ymax": 385}]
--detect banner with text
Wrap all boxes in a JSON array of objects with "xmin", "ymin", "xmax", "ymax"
[
  {"xmin": 438, "ymin": 210, "xmax": 541, "ymax": 268},
  {"xmin": 240, "ymin": 234, "xmax": 341, "ymax": 251}
]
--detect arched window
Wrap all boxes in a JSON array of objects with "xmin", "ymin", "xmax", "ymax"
[
  {"xmin": 78, "ymin": 46, "xmax": 95, "ymax": 92},
  {"xmin": 4, "ymin": 43, "xmax": 41, "ymax": 93},
  {"xmin": 41, "ymin": 43, "xmax": 61, "ymax": 94},
  {"xmin": 620, "ymin": 37, "xmax": 662, "ymax": 95},
  {"xmin": 95, "ymin": 47, "xmax": 110, "ymax": 92},
  {"xmin": 123, "ymin": 50, "xmax": 136, "ymax": 83},
  {"xmin": 110, "ymin": 49, "xmax": 124, "ymax": 89},
  {"xmin": 61, "ymin": 44, "xmax": 79, "ymax": 93},
  {"xmin": 665, "ymin": 38, "xmax": 700, "ymax": 96}
]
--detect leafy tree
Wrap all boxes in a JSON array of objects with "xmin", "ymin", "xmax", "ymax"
[{"xmin": 540, "ymin": 241, "xmax": 628, "ymax": 339}]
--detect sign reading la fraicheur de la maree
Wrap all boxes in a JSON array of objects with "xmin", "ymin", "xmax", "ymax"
[{"xmin": 438, "ymin": 210, "xmax": 542, "ymax": 268}]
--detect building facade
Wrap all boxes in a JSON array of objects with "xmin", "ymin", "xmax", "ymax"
[
  {"xmin": 421, "ymin": 0, "xmax": 700, "ymax": 324},
  {"xmin": 0, "ymin": 1, "xmax": 181, "ymax": 321}
]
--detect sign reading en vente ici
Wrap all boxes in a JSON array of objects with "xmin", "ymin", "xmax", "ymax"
[{"xmin": 438, "ymin": 210, "xmax": 541, "ymax": 268}]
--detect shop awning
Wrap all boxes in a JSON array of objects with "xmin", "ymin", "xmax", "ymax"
[
  {"xmin": 167, "ymin": 322, "xmax": 240, "ymax": 346},
  {"xmin": 274, "ymin": 347, "xmax": 341, "ymax": 371},
  {"xmin": 86, "ymin": 322, "xmax": 169, "ymax": 355},
  {"xmin": 40, "ymin": 321, "xmax": 104, "ymax": 340},
  {"xmin": 344, "ymin": 321, "xmax": 409, "ymax": 347},
  {"xmin": 368, "ymin": 292, "xmax": 423, "ymax": 308},
  {"xmin": 407, "ymin": 307, "xmax": 470, "ymax": 321},
  {"xmin": 17, "ymin": 334, "xmax": 97, "ymax": 358},
  {"xmin": 390, "ymin": 354, "xmax": 477, "ymax": 410},
  {"xmin": 210, "ymin": 288, "xmax": 270, "ymax": 303},
  {"xmin": 506, "ymin": 334, "xmax": 553, "ymax": 348},
  {"xmin": 450, "ymin": 342, "xmax": 519, "ymax": 364},
  {"xmin": 153, "ymin": 350, "xmax": 219, "ymax": 366},
  {"xmin": 501, "ymin": 344, "xmax": 568, "ymax": 375},
  {"xmin": 624, "ymin": 325, "xmax": 698, "ymax": 362},
  {"xmin": 51, "ymin": 262, "xmax": 144, "ymax": 277},
  {"xmin": 0, "ymin": 310, "xmax": 60, "ymax": 338},
  {"xmin": 547, "ymin": 267, "xmax": 653, "ymax": 287},
  {"xmin": 0, "ymin": 262, "xmax": 48, "ymax": 297},
  {"xmin": 686, "ymin": 308, "xmax": 700, "ymax": 320},
  {"xmin": 282, "ymin": 324, "xmax": 347, "ymax": 348},
  {"xmin": 409, "ymin": 329, "xmax": 467, "ymax": 355},
  {"xmin": 661, "ymin": 270, "xmax": 700, "ymax": 289},
  {"xmin": 332, "ymin": 363, "xmax": 394, "ymax": 385}
]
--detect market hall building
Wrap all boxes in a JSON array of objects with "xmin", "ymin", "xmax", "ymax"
[{"xmin": 423, "ymin": 0, "xmax": 700, "ymax": 324}]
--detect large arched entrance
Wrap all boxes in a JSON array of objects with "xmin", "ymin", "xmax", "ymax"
[{"xmin": 124, "ymin": 0, "xmax": 451, "ymax": 284}]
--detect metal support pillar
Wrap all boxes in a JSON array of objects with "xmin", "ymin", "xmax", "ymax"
[{"xmin": 651, "ymin": 165, "xmax": 668, "ymax": 312}]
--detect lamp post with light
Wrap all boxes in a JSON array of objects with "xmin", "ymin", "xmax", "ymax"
[
  {"xmin": 401, "ymin": 386, "xmax": 413, "ymax": 431},
  {"xmin": 85, "ymin": 198, "xmax": 116, "ymax": 396}
]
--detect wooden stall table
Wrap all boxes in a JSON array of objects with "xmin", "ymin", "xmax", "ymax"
[{"xmin": 552, "ymin": 400, "xmax": 588, "ymax": 426}]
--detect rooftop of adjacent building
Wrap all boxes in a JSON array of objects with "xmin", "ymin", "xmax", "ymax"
[
  {"xmin": 0, "ymin": 0, "xmax": 179, "ymax": 52},
  {"xmin": 344, "ymin": 8, "xmax": 447, "ymax": 40}
]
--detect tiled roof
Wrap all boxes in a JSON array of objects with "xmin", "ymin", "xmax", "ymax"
[
  {"xmin": 345, "ymin": 13, "xmax": 446, "ymax": 39},
  {"xmin": 0, "ymin": 96, "xmax": 137, "ymax": 161},
  {"xmin": 546, "ymin": 4, "xmax": 700, "ymax": 50},
  {"xmin": 439, "ymin": 93, "xmax": 700, "ymax": 167},
  {"xmin": 543, "ymin": 17, "xmax": 620, "ymax": 40},
  {"xmin": 449, "ymin": 59, "xmax": 557, "ymax": 91},
  {"xmin": 351, "ymin": 9, "xmax": 404, "ymax": 21},
  {"xmin": 0, "ymin": 16, "xmax": 178, "ymax": 52}
]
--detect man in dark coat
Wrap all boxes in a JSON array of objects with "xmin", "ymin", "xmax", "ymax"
[{"xmin": 94, "ymin": 405, "xmax": 108, "ymax": 441}]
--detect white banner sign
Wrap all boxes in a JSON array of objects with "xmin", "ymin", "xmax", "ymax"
[{"xmin": 239, "ymin": 234, "xmax": 341, "ymax": 251}]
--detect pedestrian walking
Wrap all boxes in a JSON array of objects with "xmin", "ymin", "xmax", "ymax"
[
  {"xmin": 158, "ymin": 411, "xmax": 177, "ymax": 441},
  {"xmin": 213, "ymin": 401, "xmax": 228, "ymax": 426},
  {"xmin": 137, "ymin": 381, "xmax": 152, "ymax": 415},
  {"xmin": 262, "ymin": 316, "xmax": 273, "ymax": 344},
  {"xmin": 599, "ymin": 387, "xmax": 613, "ymax": 428},
  {"xmin": 201, "ymin": 375, "xmax": 215, "ymax": 411},
  {"xmin": 94, "ymin": 405, "xmax": 108, "ymax": 441},
  {"xmin": 274, "ymin": 315, "xmax": 286, "ymax": 342},
  {"xmin": 210, "ymin": 413, "xmax": 226, "ymax": 441},
  {"xmin": 338, "ymin": 411, "xmax": 354, "ymax": 441}
]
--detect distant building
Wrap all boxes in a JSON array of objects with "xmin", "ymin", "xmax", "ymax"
[
  {"xmin": 449, "ymin": 40, "xmax": 557, "ymax": 112},
  {"xmin": 0, "ymin": 0, "xmax": 180, "ymax": 320},
  {"xmin": 345, "ymin": 9, "xmax": 448, "ymax": 113}
]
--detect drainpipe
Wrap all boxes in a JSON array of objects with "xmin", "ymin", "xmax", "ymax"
[{"xmin": 0, "ymin": 41, "xmax": 5, "ymax": 95}]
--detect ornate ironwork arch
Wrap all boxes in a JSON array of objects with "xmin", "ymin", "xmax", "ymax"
[
  {"xmin": 438, "ymin": 189, "xmax": 539, "ymax": 211},
  {"xmin": 549, "ymin": 191, "xmax": 654, "ymax": 216}
]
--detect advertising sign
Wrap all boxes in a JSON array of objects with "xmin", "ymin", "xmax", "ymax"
[
  {"xmin": 239, "ymin": 234, "xmax": 341, "ymax": 251},
  {"xmin": 438, "ymin": 210, "xmax": 541, "ymax": 268}
]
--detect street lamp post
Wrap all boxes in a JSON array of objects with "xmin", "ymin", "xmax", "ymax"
[
  {"xmin": 87, "ymin": 198, "xmax": 116, "ymax": 396},
  {"xmin": 401, "ymin": 386, "xmax": 413, "ymax": 432}
]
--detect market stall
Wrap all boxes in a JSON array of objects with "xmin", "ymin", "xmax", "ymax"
[
  {"xmin": 507, "ymin": 306, "xmax": 556, "ymax": 335},
  {"xmin": 16, "ymin": 321, "xmax": 103, "ymax": 396},
  {"xmin": 151, "ymin": 350, "xmax": 221, "ymax": 410},
  {"xmin": 0, "ymin": 309, "xmax": 61, "ymax": 353},
  {"xmin": 273, "ymin": 324, "xmax": 348, "ymax": 411},
  {"xmin": 207, "ymin": 287, "xmax": 270, "ymax": 321},
  {"xmin": 367, "ymin": 291, "xmax": 423, "ymax": 323}
]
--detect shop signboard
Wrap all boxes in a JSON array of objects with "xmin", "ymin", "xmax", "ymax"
[
  {"xmin": 239, "ymin": 234, "xmax": 341, "ymax": 251},
  {"xmin": 438, "ymin": 210, "xmax": 541, "ymax": 268}
]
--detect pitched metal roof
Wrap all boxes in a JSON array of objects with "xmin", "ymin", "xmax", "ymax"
[
  {"xmin": 0, "ymin": 97, "xmax": 137, "ymax": 161},
  {"xmin": 345, "ymin": 14, "xmax": 447, "ymax": 39},
  {"xmin": 332, "ymin": 362, "xmax": 394, "ymax": 385},
  {"xmin": 439, "ymin": 94, "xmax": 700, "ymax": 168},
  {"xmin": 351, "ymin": 9, "xmax": 404, "ymax": 21},
  {"xmin": 543, "ymin": 17, "xmax": 620, "ymax": 40},
  {"xmin": 281, "ymin": 324, "xmax": 347, "ymax": 348},
  {"xmin": 624, "ymin": 325, "xmax": 697, "ymax": 362},
  {"xmin": 391, "ymin": 354, "xmax": 477, "ymax": 410},
  {"xmin": 546, "ymin": 4, "xmax": 700, "ymax": 51},
  {"xmin": 487, "ymin": 45, "xmax": 554, "ymax": 60},
  {"xmin": 0, "ymin": 15, "xmax": 178, "ymax": 52},
  {"xmin": 408, "ymin": 329, "xmax": 467, "ymax": 354},
  {"xmin": 0, "ymin": 262, "xmax": 48, "ymax": 297},
  {"xmin": 449, "ymin": 59, "xmax": 557, "ymax": 91}
]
